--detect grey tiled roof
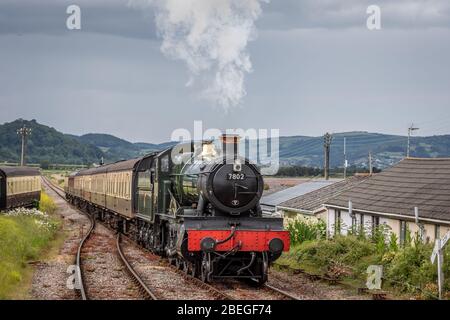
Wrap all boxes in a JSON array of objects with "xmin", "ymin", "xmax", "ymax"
[
  {"xmin": 325, "ymin": 158, "xmax": 450, "ymax": 222},
  {"xmin": 278, "ymin": 175, "xmax": 368, "ymax": 213},
  {"xmin": 261, "ymin": 179, "xmax": 337, "ymax": 207}
]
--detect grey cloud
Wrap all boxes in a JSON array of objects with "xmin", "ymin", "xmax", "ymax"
[
  {"xmin": 0, "ymin": 0, "xmax": 157, "ymax": 39},
  {"xmin": 1, "ymin": 0, "xmax": 449, "ymax": 40},
  {"xmin": 262, "ymin": 0, "xmax": 450, "ymax": 30}
]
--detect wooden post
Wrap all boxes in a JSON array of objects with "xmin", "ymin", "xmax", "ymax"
[{"xmin": 324, "ymin": 133, "xmax": 332, "ymax": 180}]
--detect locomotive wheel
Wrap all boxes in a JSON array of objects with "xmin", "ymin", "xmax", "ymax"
[
  {"xmin": 190, "ymin": 262, "xmax": 198, "ymax": 278},
  {"xmin": 200, "ymin": 254, "xmax": 211, "ymax": 283},
  {"xmin": 190, "ymin": 263, "xmax": 197, "ymax": 278},
  {"xmin": 175, "ymin": 258, "xmax": 181, "ymax": 270},
  {"xmin": 255, "ymin": 253, "xmax": 269, "ymax": 286}
]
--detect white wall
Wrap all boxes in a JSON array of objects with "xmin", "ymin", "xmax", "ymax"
[{"xmin": 325, "ymin": 207, "xmax": 450, "ymax": 245}]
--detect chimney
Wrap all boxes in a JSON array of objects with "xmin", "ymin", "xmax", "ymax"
[{"xmin": 220, "ymin": 134, "xmax": 240, "ymax": 160}]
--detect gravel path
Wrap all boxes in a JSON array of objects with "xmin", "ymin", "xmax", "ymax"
[
  {"xmin": 266, "ymin": 269, "xmax": 370, "ymax": 300},
  {"xmin": 213, "ymin": 280, "xmax": 290, "ymax": 300},
  {"xmin": 30, "ymin": 184, "xmax": 89, "ymax": 300}
]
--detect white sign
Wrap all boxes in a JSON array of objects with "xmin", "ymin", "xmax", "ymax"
[
  {"xmin": 441, "ymin": 231, "xmax": 450, "ymax": 248},
  {"xmin": 431, "ymin": 242, "xmax": 439, "ymax": 264},
  {"xmin": 431, "ymin": 231, "xmax": 450, "ymax": 264},
  {"xmin": 430, "ymin": 231, "xmax": 450, "ymax": 300}
]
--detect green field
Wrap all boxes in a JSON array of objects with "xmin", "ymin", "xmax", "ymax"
[{"xmin": 0, "ymin": 194, "xmax": 59, "ymax": 299}]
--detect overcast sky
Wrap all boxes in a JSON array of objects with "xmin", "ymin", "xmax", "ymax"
[{"xmin": 1, "ymin": 0, "xmax": 449, "ymax": 143}]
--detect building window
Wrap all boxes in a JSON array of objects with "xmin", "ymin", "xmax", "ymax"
[
  {"xmin": 400, "ymin": 220, "xmax": 407, "ymax": 246},
  {"xmin": 360, "ymin": 214, "xmax": 365, "ymax": 235},
  {"xmin": 372, "ymin": 216, "xmax": 380, "ymax": 235},
  {"xmin": 335, "ymin": 210, "xmax": 341, "ymax": 235},
  {"xmin": 435, "ymin": 225, "xmax": 440, "ymax": 240}
]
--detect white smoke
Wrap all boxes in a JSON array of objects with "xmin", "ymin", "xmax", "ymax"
[{"xmin": 129, "ymin": 0, "xmax": 268, "ymax": 109}]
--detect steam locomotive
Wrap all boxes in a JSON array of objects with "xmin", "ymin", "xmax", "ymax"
[{"xmin": 65, "ymin": 135, "xmax": 289, "ymax": 285}]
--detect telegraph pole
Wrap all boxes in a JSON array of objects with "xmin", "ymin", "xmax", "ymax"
[
  {"xmin": 343, "ymin": 137, "xmax": 348, "ymax": 179},
  {"xmin": 368, "ymin": 151, "xmax": 373, "ymax": 175},
  {"xmin": 407, "ymin": 123, "xmax": 419, "ymax": 158},
  {"xmin": 17, "ymin": 125, "xmax": 32, "ymax": 166},
  {"xmin": 324, "ymin": 133, "xmax": 333, "ymax": 180}
]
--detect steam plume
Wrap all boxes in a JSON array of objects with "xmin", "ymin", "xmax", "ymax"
[{"xmin": 130, "ymin": 0, "xmax": 268, "ymax": 109}]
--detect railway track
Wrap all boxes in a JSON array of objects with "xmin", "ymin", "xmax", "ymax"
[
  {"xmin": 116, "ymin": 233, "xmax": 158, "ymax": 300},
  {"xmin": 42, "ymin": 176, "xmax": 301, "ymax": 301},
  {"xmin": 263, "ymin": 283, "xmax": 300, "ymax": 300}
]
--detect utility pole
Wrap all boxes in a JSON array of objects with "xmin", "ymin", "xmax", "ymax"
[
  {"xmin": 17, "ymin": 125, "xmax": 32, "ymax": 166},
  {"xmin": 407, "ymin": 123, "xmax": 419, "ymax": 158},
  {"xmin": 343, "ymin": 137, "xmax": 348, "ymax": 179},
  {"xmin": 324, "ymin": 133, "xmax": 333, "ymax": 180},
  {"xmin": 368, "ymin": 151, "xmax": 373, "ymax": 175}
]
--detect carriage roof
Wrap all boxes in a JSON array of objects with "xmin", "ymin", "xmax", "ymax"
[{"xmin": 0, "ymin": 166, "xmax": 40, "ymax": 178}]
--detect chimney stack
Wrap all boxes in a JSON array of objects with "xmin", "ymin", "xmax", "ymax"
[{"xmin": 220, "ymin": 134, "xmax": 240, "ymax": 160}]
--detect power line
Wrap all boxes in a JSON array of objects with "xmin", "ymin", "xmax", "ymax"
[{"xmin": 324, "ymin": 133, "xmax": 333, "ymax": 180}]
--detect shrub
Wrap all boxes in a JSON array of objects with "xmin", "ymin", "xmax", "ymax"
[
  {"xmin": 295, "ymin": 236, "xmax": 378, "ymax": 275},
  {"xmin": 287, "ymin": 219, "xmax": 326, "ymax": 245},
  {"xmin": 39, "ymin": 192, "xmax": 57, "ymax": 215}
]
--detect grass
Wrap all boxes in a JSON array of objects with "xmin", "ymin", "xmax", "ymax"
[
  {"xmin": 41, "ymin": 170, "xmax": 70, "ymax": 188},
  {"xmin": 0, "ymin": 192, "xmax": 60, "ymax": 299}
]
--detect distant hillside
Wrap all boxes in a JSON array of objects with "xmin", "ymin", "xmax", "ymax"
[
  {"xmin": 278, "ymin": 132, "xmax": 450, "ymax": 168},
  {"xmin": 76, "ymin": 134, "xmax": 177, "ymax": 160},
  {"xmin": 0, "ymin": 119, "xmax": 103, "ymax": 165},
  {"xmin": 0, "ymin": 119, "xmax": 449, "ymax": 168},
  {"xmin": 75, "ymin": 133, "xmax": 141, "ymax": 161}
]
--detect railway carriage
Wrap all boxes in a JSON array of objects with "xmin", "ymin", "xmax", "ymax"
[
  {"xmin": 0, "ymin": 166, "xmax": 41, "ymax": 210},
  {"xmin": 65, "ymin": 135, "xmax": 290, "ymax": 285}
]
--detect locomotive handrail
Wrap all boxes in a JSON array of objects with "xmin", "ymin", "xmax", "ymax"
[{"xmin": 215, "ymin": 226, "xmax": 236, "ymax": 245}]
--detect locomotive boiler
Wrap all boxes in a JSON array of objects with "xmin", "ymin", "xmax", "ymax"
[{"xmin": 65, "ymin": 135, "xmax": 289, "ymax": 285}]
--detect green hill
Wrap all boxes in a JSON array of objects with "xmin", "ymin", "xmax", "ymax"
[
  {"xmin": 278, "ymin": 132, "xmax": 450, "ymax": 168},
  {"xmin": 0, "ymin": 119, "xmax": 103, "ymax": 165},
  {"xmin": 0, "ymin": 119, "xmax": 449, "ymax": 168}
]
